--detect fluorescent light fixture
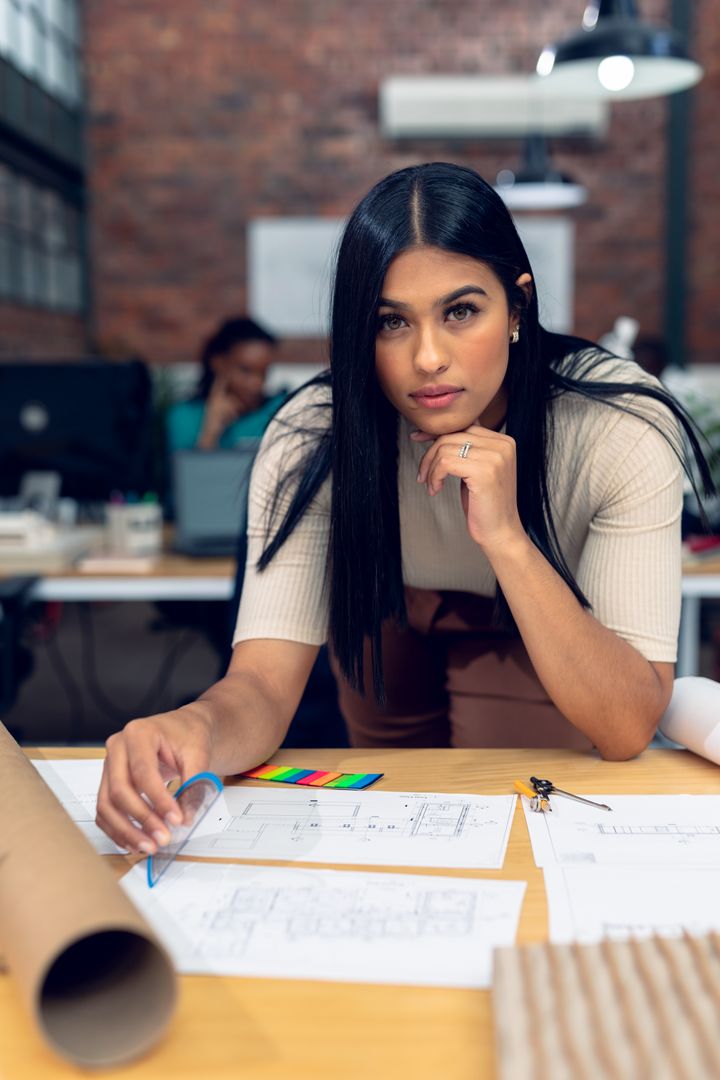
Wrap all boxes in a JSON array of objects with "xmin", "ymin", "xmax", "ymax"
[
  {"xmin": 379, "ymin": 76, "xmax": 609, "ymax": 139},
  {"xmin": 536, "ymin": 0, "xmax": 703, "ymax": 101}
]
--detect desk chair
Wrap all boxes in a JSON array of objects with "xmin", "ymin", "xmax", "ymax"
[{"xmin": 227, "ymin": 520, "xmax": 348, "ymax": 749}]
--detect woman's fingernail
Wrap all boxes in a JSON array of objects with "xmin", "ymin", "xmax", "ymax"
[
  {"xmin": 138, "ymin": 841, "xmax": 156, "ymax": 855},
  {"xmin": 166, "ymin": 811, "xmax": 182, "ymax": 826},
  {"xmin": 153, "ymin": 829, "xmax": 170, "ymax": 846}
]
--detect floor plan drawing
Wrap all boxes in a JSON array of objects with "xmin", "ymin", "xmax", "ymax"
[{"xmin": 122, "ymin": 860, "xmax": 527, "ymax": 987}]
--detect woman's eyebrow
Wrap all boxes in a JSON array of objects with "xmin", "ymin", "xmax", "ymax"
[
  {"xmin": 439, "ymin": 285, "xmax": 488, "ymax": 305},
  {"xmin": 378, "ymin": 285, "xmax": 489, "ymax": 310}
]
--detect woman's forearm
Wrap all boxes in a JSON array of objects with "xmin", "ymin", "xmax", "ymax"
[
  {"xmin": 196, "ymin": 420, "xmax": 221, "ymax": 449},
  {"xmin": 188, "ymin": 668, "xmax": 296, "ymax": 776},
  {"xmin": 485, "ymin": 532, "xmax": 670, "ymax": 758},
  {"xmin": 188, "ymin": 640, "xmax": 320, "ymax": 775}
]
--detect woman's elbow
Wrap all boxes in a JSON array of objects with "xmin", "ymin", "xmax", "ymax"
[
  {"xmin": 595, "ymin": 668, "xmax": 671, "ymax": 761},
  {"xmin": 594, "ymin": 708, "xmax": 661, "ymax": 761},
  {"xmin": 597, "ymin": 735, "xmax": 652, "ymax": 762}
]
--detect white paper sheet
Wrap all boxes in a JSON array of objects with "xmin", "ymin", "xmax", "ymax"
[
  {"xmin": 178, "ymin": 787, "xmax": 516, "ymax": 869},
  {"xmin": 31, "ymin": 758, "xmax": 229, "ymax": 856},
  {"xmin": 544, "ymin": 863, "xmax": 720, "ymax": 943},
  {"xmin": 32, "ymin": 759, "xmax": 122, "ymax": 855},
  {"xmin": 521, "ymin": 794, "xmax": 720, "ymax": 866},
  {"xmin": 121, "ymin": 860, "xmax": 526, "ymax": 987}
]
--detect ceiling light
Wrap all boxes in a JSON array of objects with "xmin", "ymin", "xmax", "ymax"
[
  {"xmin": 536, "ymin": 0, "xmax": 703, "ymax": 101},
  {"xmin": 494, "ymin": 136, "xmax": 587, "ymax": 211}
]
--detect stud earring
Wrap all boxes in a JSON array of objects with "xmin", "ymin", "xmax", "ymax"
[{"xmin": 510, "ymin": 328, "xmax": 520, "ymax": 344}]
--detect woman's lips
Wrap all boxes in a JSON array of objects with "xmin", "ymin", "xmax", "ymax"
[{"xmin": 410, "ymin": 386, "xmax": 464, "ymax": 409}]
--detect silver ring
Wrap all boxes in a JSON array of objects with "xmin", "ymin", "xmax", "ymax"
[{"xmin": 458, "ymin": 441, "xmax": 472, "ymax": 460}]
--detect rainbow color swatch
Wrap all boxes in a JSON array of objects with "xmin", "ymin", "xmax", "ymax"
[{"xmin": 242, "ymin": 765, "xmax": 384, "ymax": 789}]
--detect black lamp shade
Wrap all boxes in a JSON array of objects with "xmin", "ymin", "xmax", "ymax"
[{"xmin": 537, "ymin": 4, "xmax": 703, "ymax": 100}]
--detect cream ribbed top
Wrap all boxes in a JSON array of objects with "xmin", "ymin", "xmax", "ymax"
[{"xmin": 234, "ymin": 355, "xmax": 684, "ymax": 662}]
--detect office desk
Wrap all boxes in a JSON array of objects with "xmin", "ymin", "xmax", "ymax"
[
  {"xmin": 0, "ymin": 525, "xmax": 236, "ymax": 602},
  {"xmin": 3, "ymin": 746, "xmax": 719, "ymax": 1080},
  {"xmin": 28, "ymin": 550, "xmax": 236, "ymax": 602},
  {"xmin": 0, "ymin": 535, "xmax": 712, "ymax": 671}
]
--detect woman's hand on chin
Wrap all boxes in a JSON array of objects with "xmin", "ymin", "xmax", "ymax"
[{"xmin": 411, "ymin": 424, "xmax": 525, "ymax": 554}]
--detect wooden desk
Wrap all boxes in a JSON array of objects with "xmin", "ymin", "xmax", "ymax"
[
  {"xmin": 28, "ymin": 549, "xmax": 236, "ymax": 601},
  {"xmin": 3, "ymin": 746, "xmax": 719, "ymax": 1079},
  {"xmin": 0, "ymin": 526, "xmax": 236, "ymax": 601}
]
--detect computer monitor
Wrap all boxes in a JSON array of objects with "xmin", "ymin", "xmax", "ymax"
[
  {"xmin": 0, "ymin": 360, "xmax": 153, "ymax": 501},
  {"xmin": 172, "ymin": 444, "xmax": 259, "ymax": 556}
]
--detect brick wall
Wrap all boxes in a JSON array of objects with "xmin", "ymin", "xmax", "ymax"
[
  {"xmin": 0, "ymin": 304, "xmax": 88, "ymax": 359},
  {"xmin": 81, "ymin": 0, "xmax": 717, "ymax": 366}
]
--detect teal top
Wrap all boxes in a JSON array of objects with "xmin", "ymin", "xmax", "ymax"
[{"xmin": 166, "ymin": 391, "xmax": 288, "ymax": 452}]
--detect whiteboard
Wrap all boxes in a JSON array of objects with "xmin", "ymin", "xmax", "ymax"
[{"xmin": 248, "ymin": 217, "xmax": 344, "ymax": 337}]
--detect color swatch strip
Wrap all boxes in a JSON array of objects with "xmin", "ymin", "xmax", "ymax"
[{"xmin": 242, "ymin": 765, "xmax": 384, "ymax": 790}]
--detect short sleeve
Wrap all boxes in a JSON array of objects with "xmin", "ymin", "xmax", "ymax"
[
  {"xmin": 166, "ymin": 401, "xmax": 202, "ymax": 452},
  {"xmin": 576, "ymin": 410, "xmax": 683, "ymax": 663},
  {"xmin": 232, "ymin": 385, "xmax": 332, "ymax": 647}
]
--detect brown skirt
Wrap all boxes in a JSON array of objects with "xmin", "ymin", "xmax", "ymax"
[{"xmin": 330, "ymin": 587, "xmax": 592, "ymax": 750}]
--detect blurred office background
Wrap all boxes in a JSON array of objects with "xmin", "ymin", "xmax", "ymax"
[{"xmin": 0, "ymin": 1, "xmax": 718, "ymax": 742}]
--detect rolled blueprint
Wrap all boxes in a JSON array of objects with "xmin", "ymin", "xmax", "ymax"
[
  {"xmin": 659, "ymin": 676, "xmax": 720, "ymax": 765},
  {"xmin": 0, "ymin": 723, "xmax": 177, "ymax": 1067}
]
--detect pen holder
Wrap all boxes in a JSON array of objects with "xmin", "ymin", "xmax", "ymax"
[{"xmin": 105, "ymin": 502, "xmax": 163, "ymax": 557}]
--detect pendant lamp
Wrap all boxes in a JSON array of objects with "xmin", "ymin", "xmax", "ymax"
[
  {"xmin": 494, "ymin": 135, "xmax": 587, "ymax": 211},
  {"xmin": 536, "ymin": 0, "xmax": 703, "ymax": 100}
]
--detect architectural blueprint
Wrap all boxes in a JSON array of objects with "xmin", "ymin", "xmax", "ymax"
[
  {"xmin": 544, "ymin": 864, "xmax": 720, "ymax": 943},
  {"xmin": 179, "ymin": 787, "xmax": 516, "ymax": 869},
  {"xmin": 522, "ymin": 793, "xmax": 720, "ymax": 866},
  {"xmin": 121, "ymin": 860, "xmax": 526, "ymax": 987}
]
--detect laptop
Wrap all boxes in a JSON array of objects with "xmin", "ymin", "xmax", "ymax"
[{"xmin": 172, "ymin": 443, "xmax": 260, "ymax": 556}]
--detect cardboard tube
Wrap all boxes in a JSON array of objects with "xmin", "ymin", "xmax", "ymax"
[
  {"xmin": 659, "ymin": 676, "xmax": 720, "ymax": 766},
  {"xmin": 0, "ymin": 723, "xmax": 177, "ymax": 1067}
]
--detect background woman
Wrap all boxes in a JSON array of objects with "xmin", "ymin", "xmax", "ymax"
[{"xmin": 167, "ymin": 316, "xmax": 285, "ymax": 451}]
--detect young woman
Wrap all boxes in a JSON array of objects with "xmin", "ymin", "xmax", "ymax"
[{"xmin": 97, "ymin": 163, "xmax": 710, "ymax": 855}]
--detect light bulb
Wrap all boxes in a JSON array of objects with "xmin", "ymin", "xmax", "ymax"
[
  {"xmin": 536, "ymin": 47, "xmax": 556, "ymax": 77},
  {"xmin": 597, "ymin": 55, "xmax": 635, "ymax": 92}
]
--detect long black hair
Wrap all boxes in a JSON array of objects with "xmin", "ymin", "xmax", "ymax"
[
  {"xmin": 258, "ymin": 162, "xmax": 714, "ymax": 700},
  {"xmin": 195, "ymin": 317, "xmax": 277, "ymax": 399}
]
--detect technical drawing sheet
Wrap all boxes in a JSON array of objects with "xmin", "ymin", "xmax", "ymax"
[
  {"xmin": 121, "ymin": 860, "xmax": 526, "ymax": 987},
  {"xmin": 544, "ymin": 864, "xmax": 720, "ymax": 943},
  {"xmin": 522, "ymin": 794, "xmax": 720, "ymax": 866},
  {"xmin": 179, "ymin": 787, "xmax": 516, "ymax": 869},
  {"xmin": 31, "ymin": 758, "xmax": 229, "ymax": 856}
]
